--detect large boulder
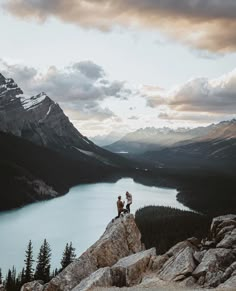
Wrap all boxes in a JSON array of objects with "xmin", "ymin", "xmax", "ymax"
[
  {"xmin": 158, "ymin": 245, "xmax": 196, "ymax": 281},
  {"xmin": 210, "ymin": 215, "xmax": 236, "ymax": 243},
  {"xmin": 166, "ymin": 240, "xmax": 197, "ymax": 257},
  {"xmin": 217, "ymin": 228, "xmax": 236, "ymax": 249},
  {"xmin": 192, "ymin": 248, "xmax": 236, "ymax": 287},
  {"xmin": 44, "ymin": 214, "xmax": 142, "ymax": 291},
  {"xmin": 73, "ymin": 248, "xmax": 156, "ymax": 290},
  {"xmin": 111, "ymin": 248, "xmax": 156, "ymax": 287},
  {"xmin": 72, "ymin": 267, "xmax": 112, "ymax": 291}
]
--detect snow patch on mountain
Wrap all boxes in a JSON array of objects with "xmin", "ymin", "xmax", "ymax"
[
  {"xmin": 20, "ymin": 92, "xmax": 48, "ymax": 110},
  {"xmin": 74, "ymin": 146, "xmax": 116, "ymax": 166}
]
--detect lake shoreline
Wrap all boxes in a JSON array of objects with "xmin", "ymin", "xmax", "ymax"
[
  {"xmin": 0, "ymin": 178, "xmax": 186, "ymax": 276},
  {"xmin": 1, "ymin": 165, "xmax": 235, "ymax": 216}
]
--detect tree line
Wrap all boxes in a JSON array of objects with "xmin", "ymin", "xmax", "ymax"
[
  {"xmin": 135, "ymin": 206, "xmax": 212, "ymax": 255},
  {"xmin": 0, "ymin": 240, "xmax": 76, "ymax": 291}
]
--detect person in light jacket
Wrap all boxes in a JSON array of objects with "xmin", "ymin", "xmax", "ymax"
[{"xmin": 125, "ymin": 191, "xmax": 132, "ymax": 213}]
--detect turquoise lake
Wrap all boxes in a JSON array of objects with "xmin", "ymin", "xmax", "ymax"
[{"xmin": 0, "ymin": 178, "xmax": 190, "ymax": 275}]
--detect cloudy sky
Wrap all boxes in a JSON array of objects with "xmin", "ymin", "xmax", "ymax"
[{"xmin": 1, "ymin": 0, "xmax": 236, "ymax": 137}]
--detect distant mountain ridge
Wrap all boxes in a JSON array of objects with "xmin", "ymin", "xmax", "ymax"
[
  {"xmin": 105, "ymin": 125, "xmax": 214, "ymax": 154},
  {"xmin": 104, "ymin": 118, "xmax": 236, "ymax": 173},
  {"xmin": 139, "ymin": 119, "xmax": 236, "ymax": 172},
  {"xmin": 91, "ymin": 131, "xmax": 126, "ymax": 147}
]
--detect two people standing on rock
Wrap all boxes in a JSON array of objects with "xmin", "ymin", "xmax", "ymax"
[{"xmin": 115, "ymin": 191, "xmax": 133, "ymax": 219}]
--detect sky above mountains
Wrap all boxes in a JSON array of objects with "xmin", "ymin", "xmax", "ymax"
[{"xmin": 1, "ymin": 0, "xmax": 236, "ymax": 137}]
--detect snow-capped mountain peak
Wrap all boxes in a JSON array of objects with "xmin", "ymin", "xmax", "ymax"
[
  {"xmin": 0, "ymin": 73, "xmax": 23, "ymax": 98},
  {"xmin": 0, "ymin": 73, "xmax": 101, "ymax": 153}
]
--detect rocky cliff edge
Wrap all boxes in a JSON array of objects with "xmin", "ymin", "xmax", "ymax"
[{"xmin": 22, "ymin": 214, "xmax": 236, "ymax": 291}]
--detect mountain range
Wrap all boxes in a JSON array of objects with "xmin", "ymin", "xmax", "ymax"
[
  {"xmin": 105, "ymin": 121, "xmax": 236, "ymax": 172},
  {"xmin": 138, "ymin": 120, "xmax": 236, "ymax": 172},
  {"xmin": 1, "ymin": 72, "xmax": 236, "ymax": 212},
  {"xmin": 90, "ymin": 131, "xmax": 126, "ymax": 147},
  {"xmin": 105, "ymin": 125, "xmax": 215, "ymax": 154}
]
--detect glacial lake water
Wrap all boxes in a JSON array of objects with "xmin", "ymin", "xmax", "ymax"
[{"xmin": 0, "ymin": 178, "xmax": 190, "ymax": 275}]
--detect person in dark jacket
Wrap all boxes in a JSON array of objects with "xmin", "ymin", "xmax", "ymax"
[{"xmin": 115, "ymin": 195, "xmax": 127, "ymax": 219}]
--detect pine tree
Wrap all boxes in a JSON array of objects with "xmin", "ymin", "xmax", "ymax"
[
  {"xmin": 24, "ymin": 240, "xmax": 34, "ymax": 282},
  {"xmin": 5, "ymin": 266, "xmax": 16, "ymax": 291},
  {"xmin": 5, "ymin": 269, "xmax": 12, "ymax": 291},
  {"xmin": 0, "ymin": 268, "xmax": 2, "ymax": 285},
  {"xmin": 16, "ymin": 267, "xmax": 25, "ymax": 290},
  {"xmin": 34, "ymin": 239, "xmax": 51, "ymax": 283},
  {"xmin": 60, "ymin": 242, "xmax": 76, "ymax": 270},
  {"xmin": 51, "ymin": 268, "xmax": 59, "ymax": 279},
  {"xmin": 20, "ymin": 268, "xmax": 25, "ymax": 285},
  {"xmin": 15, "ymin": 273, "xmax": 22, "ymax": 291},
  {"xmin": 54, "ymin": 268, "xmax": 59, "ymax": 276}
]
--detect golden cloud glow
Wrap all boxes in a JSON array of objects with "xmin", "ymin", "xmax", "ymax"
[{"xmin": 3, "ymin": 0, "xmax": 236, "ymax": 52}]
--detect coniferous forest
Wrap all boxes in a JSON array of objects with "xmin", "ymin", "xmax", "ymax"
[
  {"xmin": 0, "ymin": 240, "xmax": 76, "ymax": 291},
  {"xmin": 135, "ymin": 206, "xmax": 212, "ymax": 255}
]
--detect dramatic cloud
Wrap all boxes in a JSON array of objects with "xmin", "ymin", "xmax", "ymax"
[
  {"xmin": 3, "ymin": 0, "xmax": 236, "ymax": 52},
  {"xmin": 158, "ymin": 111, "xmax": 226, "ymax": 123},
  {"xmin": 65, "ymin": 106, "xmax": 117, "ymax": 122},
  {"xmin": 0, "ymin": 59, "xmax": 38, "ymax": 88},
  {"xmin": 0, "ymin": 59, "xmax": 132, "ymax": 122},
  {"xmin": 2, "ymin": 58, "xmax": 236, "ymax": 135},
  {"xmin": 146, "ymin": 69, "xmax": 236, "ymax": 121},
  {"xmin": 169, "ymin": 72, "xmax": 236, "ymax": 114},
  {"xmin": 72, "ymin": 61, "xmax": 105, "ymax": 80}
]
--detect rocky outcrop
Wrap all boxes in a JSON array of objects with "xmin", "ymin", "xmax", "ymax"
[
  {"xmin": 158, "ymin": 245, "xmax": 196, "ymax": 281},
  {"xmin": 147, "ymin": 214, "xmax": 236, "ymax": 289},
  {"xmin": 23, "ymin": 214, "xmax": 236, "ymax": 291},
  {"xmin": 110, "ymin": 248, "xmax": 156, "ymax": 287},
  {"xmin": 72, "ymin": 248, "xmax": 156, "ymax": 291},
  {"xmin": 72, "ymin": 267, "xmax": 112, "ymax": 291},
  {"xmin": 43, "ymin": 214, "xmax": 142, "ymax": 291}
]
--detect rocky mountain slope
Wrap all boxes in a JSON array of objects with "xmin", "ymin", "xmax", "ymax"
[
  {"xmin": 0, "ymin": 73, "xmax": 128, "ymax": 167},
  {"xmin": 0, "ymin": 131, "xmax": 115, "ymax": 210},
  {"xmin": 22, "ymin": 214, "xmax": 236, "ymax": 290},
  {"xmin": 0, "ymin": 72, "xmax": 91, "ymax": 150},
  {"xmin": 0, "ymin": 73, "xmax": 129, "ymax": 210}
]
